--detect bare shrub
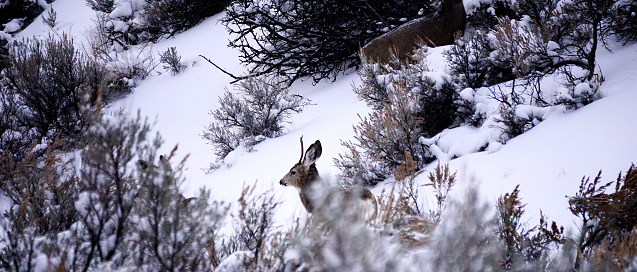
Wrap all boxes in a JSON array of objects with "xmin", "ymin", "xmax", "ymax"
[
  {"xmin": 222, "ymin": 0, "xmax": 432, "ymax": 84},
  {"xmin": 42, "ymin": 7, "xmax": 57, "ymax": 28},
  {"xmin": 425, "ymin": 163, "xmax": 457, "ymax": 222},
  {"xmin": 1, "ymin": 34, "xmax": 107, "ymax": 145},
  {"xmin": 496, "ymin": 186, "xmax": 563, "ymax": 268},
  {"xmin": 569, "ymin": 164, "xmax": 637, "ymax": 270},
  {"xmin": 159, "ymin": 46, "xmax": 185, "ymax": 75},
  {"xmin": 142, "ymin": 0, "xmax": 230, "ymax": 40}
]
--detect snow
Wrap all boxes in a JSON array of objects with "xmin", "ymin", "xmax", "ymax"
[
  {"xmin": 110, "ymin": 2, "xmax": 133, "ymax": 18},
  {"xmin": 5, "ymin": 0, "xmax": 637, "ymax": 259},
  {"xmin": 2, "ymin": 18, "xmax": 23, "ymax": 33}
]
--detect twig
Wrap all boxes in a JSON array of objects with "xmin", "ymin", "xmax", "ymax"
[{"xmin": 199, "ymin": 55, "xmax": 271, "ymax": 84}]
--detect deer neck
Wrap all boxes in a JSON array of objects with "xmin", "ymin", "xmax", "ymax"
[{"xmin": 298, "ymin": 164, "xmax": 320, "ymax": 212}]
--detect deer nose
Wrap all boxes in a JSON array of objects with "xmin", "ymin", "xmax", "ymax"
[{"xmin": 279, "ymin": 180, "xmax": 286, "ymax": 186}]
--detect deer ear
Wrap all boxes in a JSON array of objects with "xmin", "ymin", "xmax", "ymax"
[{"xmin": 302, "ymin": 140, "xmax": 322, "ymax": 166}]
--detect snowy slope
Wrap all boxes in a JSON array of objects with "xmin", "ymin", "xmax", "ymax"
[{"xmin": 12, "ymin": 0, "xmax": 637, "ymax": 233}]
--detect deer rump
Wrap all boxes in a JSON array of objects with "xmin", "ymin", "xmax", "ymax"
[{"xmin": 361, "ymin": 0, "xmax": 466, "ymax": 66}]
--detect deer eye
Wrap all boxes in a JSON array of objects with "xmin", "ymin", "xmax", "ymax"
[{"xmin": 291, "ymin": 170, "xmax": 297, "ymax": 175}]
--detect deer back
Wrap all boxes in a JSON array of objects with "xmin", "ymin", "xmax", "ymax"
[{"xmin": 361, "ymin": 0, "xmax": 466, "ymax": 66}]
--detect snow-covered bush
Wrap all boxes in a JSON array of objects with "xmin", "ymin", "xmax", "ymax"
[
  {"xmin": 424, "ymin": 186, "xmax": 504, "ymax": 271},
  {"xmin": 444, "ymin": 28, "xmax": 512, "ymax": 89},
  {"xmin": 202, "ymin": 75, "xmax": 310, "ymax": 170},
  {"xmin": 74, "ymin": 111, "xmax": 152, "ymax": 269},
  {"xmin": 142, "ymin": 0, "xmax": 230, "ymax": 41},
  {"xmin": 1, "ymin": 34, "xmax": 107, "ymax": 145},
  {"xmin": 214, "ymin": 186, "xmax": 287, "ymax": 271},
  {"xmin": 338, "ymin": 56, "xmax": 458, "ymax": 186},
  {"xmin": 133, "ymin": 151, "xmax": 228, "ymax": 272},
  {"xmin": 86, "ymin": 0, "xmax": 115, "ymax": 13},
  {"xmin": 338, "ymin": 81, "xmax": 428, "ymax": 186},
  {"xmin": 222, "ymin": 0, "xmax": 434, "ymax": 84},
  {"xmin": 288, "ymin": 182, "xmax": 405, "ymax": 272},
  {"xmin": 1, "ymin": 0, "xmax": 53, "ymax": 70},
  {"xmin": 0, "ymin": 138, "xmax": 78, "ymax": 272},
  {"xmin": 85, "ymin": 0, "xmax": 229, "ymax": 49},
  {"xmin": 612, "ymin": 0, "xmax": 637, "ymax": 43}
]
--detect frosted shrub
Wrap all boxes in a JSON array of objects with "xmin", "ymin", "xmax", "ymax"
[
  {"xmin": 86, "ymin": 0, "xmax": 115, "ymax": 13},
  {"xmin": 202, "ymin": 75, "xmax": 310, "ymax": 170},
  {"xmin": 133, "ymin": 151, "xmax": 228, "ymax": 272},
  {"xmin": 426, "ymin": 186, "xmax": 503, "ymax": 271},
  {"xmin": 444, "ymin": 28, "xmax": 511, "ymax": 89},
  {"xmin": 0, "ymin": 139, "xmax": 78, "ymax": 272},
  {"xmin": 612, "ymin": 0, "xmax": 637, "ymax": 42},
  {"xmin": 338, "ymin": 57, "xmax": 457, "ymax": 185},
  {"xmin": 86, "ymin": 0, "xmax": 230, "ymax": 48},
  {"xmin": 289, "ymin": 182, "xmax": 404, "ymax": 272},
  {"xmin": 215, "ymin": 185, "xmax": 289, "ymax": 271},
  {"xmin": 338, "ymin": 82, "xmax": 427, "ymax": 186},
  {"xmin": 74, "ymin": 111, "xmax": 152, "ymax": 270}
]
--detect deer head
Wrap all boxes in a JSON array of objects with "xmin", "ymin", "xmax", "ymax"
[
  {"xmin": 280, "ymin": 137, "xmax": 322, "ymax": 211},
  {"xmin": 279, "ymin": 137, "xmax": 377, "ymax": 221}
]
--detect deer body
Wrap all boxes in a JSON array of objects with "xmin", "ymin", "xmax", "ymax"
[
  {"xmin": 361, "ymin": 0, "xmax": 466, "ymax": 66},
  {"xmin": 280, "ymin": 139, "xmax": 377, "ymax": 221}
]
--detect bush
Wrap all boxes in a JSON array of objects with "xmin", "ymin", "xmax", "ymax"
[
  {"xmin": 142, "ymin": 0, "xmax": 230, "ymax": 40},
  {"xmin": 444, "ymin": 28, "xmax": 512, "ymax": 89},
  {"xmin": 568, "ymin": 164, "xmax": 637, "ymax": 270},
  {"xmin": 337, "ymin": 56, "xmax": 458, "ymax": 186},
  {"xmin": 214, "ymin": 185, "xmax": 285, "ymax": 271},
  {"xmin": 202, "ymin": 76, "xmax": 310, "ymax": 169},
  {"xmin": 288, "ymin": 181, "xmax": 404, "ymax": 272},
  {"xmin": 85, "ymin": 0, "xmax": 230, "ymax": 50},
  {"xmin": 134, "ymin": 151, "xmax": 228, "ymax": 272},
  {"xmin": 159, "ymin": 46, "xmax": 185, "ymax": 75},
  {"xmin": 222, "ymin": 0, "xmax": 434, "ymax": 84},
  {"xmin": 338, "ymin": 82, "xmax": 428, "ymax": 186},
  {"xmin": 1, "ymin": 34, "xmax": 107, "ymax": 146},
  {"xmin": 0, "ymin": 138, "xmax": 78, "ymax": 272},
  {"xmin": 612, "ymin": 0, "xmax": 637, "ymax": 43},
  {"xmin": 86, "ymin": 0, "xmax": 114, "ymax": 13},
  {"xmin": 75, "ymin": 111, "xmax": 153, "ymax": 268}
]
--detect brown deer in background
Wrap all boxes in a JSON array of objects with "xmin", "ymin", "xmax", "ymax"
[
  {"xmin": 361, "ymin": 0, "xmax": 466, "ymax": 66},
  {"xmin": 280, "ymin": 137, "xmax": 377, "ymax": 221}
]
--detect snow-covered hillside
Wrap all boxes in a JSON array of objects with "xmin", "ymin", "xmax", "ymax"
[
  {"xmin": 5, "ymin": 1, "xmax": 637, "ymax": 270},
  {"xmin": 14, "ymin": 0, "xmax": 637, "ymax": 232}
]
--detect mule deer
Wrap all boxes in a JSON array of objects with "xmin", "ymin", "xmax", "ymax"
[
  {"xmin": 361, "ymin": 0, "xmax": 466, "ymax": 66},
  {"xmin": 280, "ymin": 137, "xmax": 377, "ymax": 221}
]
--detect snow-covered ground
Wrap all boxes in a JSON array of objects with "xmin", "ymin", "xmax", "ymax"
[{"xmin": 12, "ymin": 0, "xmax": 637, "ymax": 233}]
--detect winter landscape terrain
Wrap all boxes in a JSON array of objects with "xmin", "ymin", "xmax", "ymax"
[{"xmin": 2, "ymin": 0, "xmax": 637, "ymax": 270}]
